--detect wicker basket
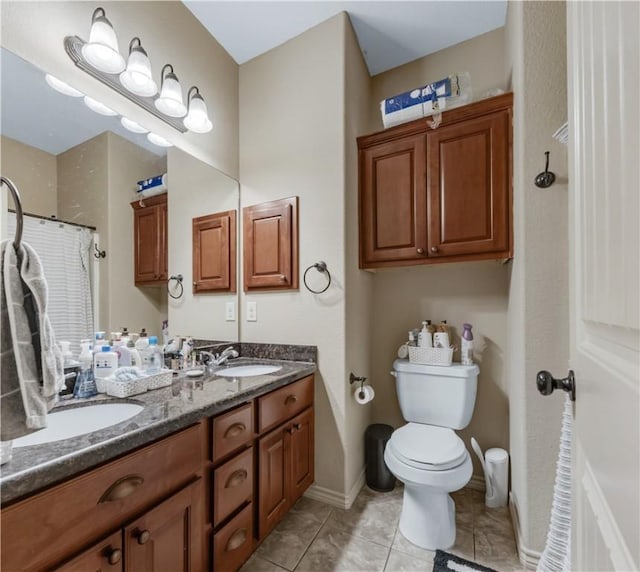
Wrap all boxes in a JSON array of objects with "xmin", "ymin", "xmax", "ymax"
[
  {"xmin": 105, "ymin": 376, "xmax": 149, "ymax": 398},
  {"xmin": 408, "ymin": 345, "xmax": 454, "ymax": 366},
  {"xmin": 146, "ymin": 369, "xmax": 173, "ymax": 390}
]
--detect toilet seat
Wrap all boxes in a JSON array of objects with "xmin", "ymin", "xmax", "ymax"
[{"xmin": 388, "ymin": 423, "xmax": 466, "ymax": 471}]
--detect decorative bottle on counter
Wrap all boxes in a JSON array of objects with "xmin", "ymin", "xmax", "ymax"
[
  {"xmin": 418, "ymin": 321, "xmax": 433, "ymax": 348},
  {"xmin": 461, "ymin": 323, "xmax": 474, "ymax": 365}
]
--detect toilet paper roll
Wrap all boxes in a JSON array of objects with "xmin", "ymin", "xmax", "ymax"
[{"xmin": 354, "ymin": 385, "xmax": 375, "ymax": 405}]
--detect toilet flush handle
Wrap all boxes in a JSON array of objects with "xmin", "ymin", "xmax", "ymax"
[{"xmin": 390, "ymin": 371, "xmax": 397, "ymax": 377}]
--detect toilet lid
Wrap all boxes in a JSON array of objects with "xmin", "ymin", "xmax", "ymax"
[{"xmin": 389, "ymin": 424, "xmax": 467, "ymax": 471}]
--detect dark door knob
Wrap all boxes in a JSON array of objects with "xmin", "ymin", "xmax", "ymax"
[{"xmin": 536, "ymin": 370, "xmax": 576, "ymax": 401}]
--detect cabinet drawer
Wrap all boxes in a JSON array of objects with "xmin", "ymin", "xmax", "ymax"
[
  {"xmin": 258, "ymin": 375, "xmax": 314, "ymax": 434},
  {"xmin": 213, "ymin": 503, "xmax": 254, "ymax": 572},
  {"xmin": 213, "ymin": 403, "xmax": 253, "ymax": 462},
  {"xmin": 1, "ymin": 423, "xmax": 203, "ymax": 572},
  {"xmin": 213, "ymin": 447, "xmax": 253, "ymax": 527}
]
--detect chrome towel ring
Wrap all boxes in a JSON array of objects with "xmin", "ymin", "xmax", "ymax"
[{"xmin": 303, "ymin": 261, "xmax": 331, "ymax": 294}]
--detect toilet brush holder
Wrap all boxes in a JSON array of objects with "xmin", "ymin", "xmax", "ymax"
[{"xmin": 471, "ymin": 438, "xmax": 509, "ymax": 508}]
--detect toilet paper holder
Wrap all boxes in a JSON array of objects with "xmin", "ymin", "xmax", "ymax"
[{"xmin": 349, "ymin": 373, "xmax": 367, "ymax": 399}]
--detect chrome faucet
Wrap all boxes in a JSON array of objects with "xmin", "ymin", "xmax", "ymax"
[{"xmin": 199, "ymin": 347, "xmax": 239, "ymax": 373}]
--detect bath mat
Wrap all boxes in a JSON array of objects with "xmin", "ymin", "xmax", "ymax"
[{"xmin": 433, "ymin": 550, "xmax": 497, "ymax": 572}]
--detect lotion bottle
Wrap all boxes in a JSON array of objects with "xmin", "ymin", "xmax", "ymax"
[{"xmin": 418, "ymin": 321, "xmax": 433, "ymax": 348}]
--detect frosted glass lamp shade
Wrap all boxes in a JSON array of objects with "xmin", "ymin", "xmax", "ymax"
[
  {"xmin": 45, "ymin": 74, "xmax": 83, "ymax": 97},
  {"xmin": 154, "ymin": 65, "xmax": 186, "ymax": 117},
  {"xmin": 119, "ymin": 39, "xmax": 157, "ymax": 97},
  {"xmin": 121, "ymin": 117, "xmax": 149, "ymax": 133},
  {"xmin": 81, "ymin": 8, "xmax": 125, "ymax": 74},
  {"xmin": 147, "ymin": 132, "xmax": 173, "ymax": 147},
  {"xmin": 184, "ymin": 91, "xmax": 212, "ymax": 133},
  {"xmin": 84, "ymin": 96, "xmax": 117, "ymax": 116}
]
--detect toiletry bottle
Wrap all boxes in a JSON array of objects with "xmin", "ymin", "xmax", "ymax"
[
  {"xmin": 74, "ymin": 341, "xmax": 98, "ymax": 398},
  {"xmin": 121, "ymin": 327, "xmax": 130, "ymax": 345},
  {"xmin": 92, "ymin": 331, "xmax": 106, "ymax": 354},
  {"xmin": 94, "ymin": 346, "xmax": 118, "ymax": 379},
  {"xmin": 418, "ymin": 321, "xmax": 433, "ymax": 348},
  {"xmin": 127, "ymin": 338, "xmax": 142, "ymax": 368},
  {"xmin": 59, "ymin": 341, "xmax": 73, "ymax": 367},
  {"xmin": 434, "ymin": 321, "xmax": 450, "ymax": 348},
  {"xmin": 426, "ymin": 320, "xmax": 436, "ymax": 337},
  {"xmin": 461, "ymin": 323, "xmax": 474, "ymax": 365},
  {"xmin": 147, "ymin": 336, "xmax": 163, "ymax": 374},
  {"xmin": 113, "ymin": 338, "xmax": 132, "ymax": 367},
  {"xmin": 407, "ymin": 331, "xmax": 416, "ymax": 347},
  {"xmin": 162, "ymin": 320, "xmax": 169, "ymax": 348},
  {"xmin": 135, "ymin": 329, "xmax": 151, "ymax": 370}
]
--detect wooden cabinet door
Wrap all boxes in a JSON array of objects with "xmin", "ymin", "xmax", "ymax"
[
  {"xmin": 124, "ymin": 479, "xmax": 203, "ymax": 572},
  {"xmin": 134, "ymin": 205, "xmax": 160, "ymax": 283},
  {"xmin": 426, "ymin": 109, "xmax": 511, "ymax": 258},
  {"xmin": 54, "ymin": 531, "xmax": 123, "ymax": 572},
  {"xmin": 243, "ymin": 197, "xmax": 298, "ymax": 291},
  {"xmin": 359, "ymin": 134, "xmax": 427, "ymax": 266},
  {"xmin": 193, "ymin": 210, "xmax": 236, "ymax": 293},
  {"xmin": 289, "ymin": 408, "xmax": 314, "ymax": 505},
  {"xmin": 258, "ymin": 424, "xmax": 290, "ymax": 539}
]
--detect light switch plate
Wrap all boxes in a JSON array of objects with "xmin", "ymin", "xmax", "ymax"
[
  {"xmin": 247, "ymin": 301, "xmax": 257, "ymax": 322},
  {"xmin": 225, "ymin": 302, "xmax": 235, "ymax": 322}
]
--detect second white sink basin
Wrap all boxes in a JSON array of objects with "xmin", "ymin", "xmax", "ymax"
[
  {"xmin": 216, "ymin": 365, "xmax": 282, "ymax": 377},
  {"xmin": 13, "ymin": 403, "xmax": 144, "ymax": 448}
]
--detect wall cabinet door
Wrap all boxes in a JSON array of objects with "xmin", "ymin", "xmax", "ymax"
[
  {"xmin": 132, "ymin": 194, "xmax": 168, "ymax": 285},
  {"xmin": 54, "ymin": 531, "xmax": 123, "ymax": 572},
  {"xmin": 124, "ymin": 479, "xmax": 203, "ymax": 572},
  {"xmin": 289, "ymin": 408, "xmax": 314, "ymax": 505},
  {"xmin": 359, "ymin": 134, "xmax": 427, "ymax": 266},
  {"xmin": 192, "ymin": 210, "xmax": 237, "ymax": 293},
  {"xmin": 426, "ymin": 109, "xmax": 511, "ymax": 258},
  {"xmin": 258, "ymin": 424, "xmax": 290, "ymax": 539}
]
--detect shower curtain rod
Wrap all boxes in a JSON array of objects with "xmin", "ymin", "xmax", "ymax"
[{"xmin": 8, "ymin": 209, "xmax": 97, "ymax": 232}]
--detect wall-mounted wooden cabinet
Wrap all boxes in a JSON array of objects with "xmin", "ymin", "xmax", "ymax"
[
  {"xmin": 243, "ymin": 197, "xmax": 299, "ymax": 291},
  {"xmin": 192, "ymin": 210, "xmax": 237, "ymax": 293},
  {"xmin": 132, "ymin": 194, "xmax": 168, "ymax": 285},
  {"xmin": 358, "ymin": 93, "xmax": 513, "ymax": 269}
]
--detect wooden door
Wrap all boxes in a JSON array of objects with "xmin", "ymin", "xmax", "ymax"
[
  {"xmin": 54, "ymin": 531, "xmax": 123, "ymax": 572},
  {"xmin": 289, "ymin": 408, "xmax": 314, "ymax": 504},
  {"xmin": 124, "ymin": 479, "xmax": 203, "ymax": 572},
  {"xmin": 426, "ymin": 109, "xmax": 511, "ymax": 259},
  {"xmin": 258, "ymin": 423, "xmax": 290, "ymax": 539},
  {"xmin": 134, "ymin": 205, "xmax": 160, "ymax": 283},
  {"xmin": 193, "ymin": 210, "xmax": 236, "ymax": 293},
  {"xmin": 568, "ymin": 2, "xmax": 639, "ymax": 570},
  {"xmin": 359, "ymin": 134, "xmax": 427, "ymax": 266},
  {"xmin": 243, "ymin": 197, "xmax": 298, "ymax": 290}
]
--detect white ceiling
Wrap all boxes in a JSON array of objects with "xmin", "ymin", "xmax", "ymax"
[{"xmin": 183, "ymin": 1, "xmax": 507, "ymax": 76}]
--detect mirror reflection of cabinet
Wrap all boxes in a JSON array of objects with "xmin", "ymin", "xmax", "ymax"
[
  {"xmin": 192, "ymin": 210, "xmax": 237, "ymax": 293},
  {"xmin": 132, "ymin": 194, "xmax": 168, "ymax": 286}
]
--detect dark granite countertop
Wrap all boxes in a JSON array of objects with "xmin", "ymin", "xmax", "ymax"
[{"xmin": 0, "ymin": 358, "xmax": 315, "ymax": 505}]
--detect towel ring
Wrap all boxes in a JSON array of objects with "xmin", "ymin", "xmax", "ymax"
[
  {"xmin": 303, "ymin": 261, "xmax": 331, "ymax": 294},
  {"xmin": 168, "ymin": 274, "xmax": 184, "ymax": 299}
]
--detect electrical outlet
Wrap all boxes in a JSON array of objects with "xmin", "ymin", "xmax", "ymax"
[
  {"xmin": 225, "ymin": 302, "xmax": 235, "ymax": 322},
  {"xmin": 247, "ymin": 301, "xmax": 257, "ymax": 322}
]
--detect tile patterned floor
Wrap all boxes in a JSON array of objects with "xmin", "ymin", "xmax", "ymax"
[{"xmin": 240, "ymin": 486, "xmax": 523, "ymax": 572}]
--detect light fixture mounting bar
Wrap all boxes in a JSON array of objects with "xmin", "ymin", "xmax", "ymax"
[{"xmin": 64, "ymin": 35, "xmax": 187, "ymax": 133}]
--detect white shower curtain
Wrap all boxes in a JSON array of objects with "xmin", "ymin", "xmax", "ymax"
[{"xmin": 8, "ymin": 214, "xmax": 94, "ymax": 354}]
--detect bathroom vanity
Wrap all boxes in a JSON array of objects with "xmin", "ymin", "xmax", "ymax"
[{"xmin": 0, "ymin": 357, "xmax": 315, "ymax": 572}]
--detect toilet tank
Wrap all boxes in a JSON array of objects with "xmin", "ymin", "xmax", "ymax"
[{"xmin": 392, "ymin": 360, "xmax": 479, "ymax": 430}]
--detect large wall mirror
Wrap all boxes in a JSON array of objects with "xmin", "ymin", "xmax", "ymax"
[{"xmin": 0, "ymin": 47, "xmax": 240, "ymax": 352}]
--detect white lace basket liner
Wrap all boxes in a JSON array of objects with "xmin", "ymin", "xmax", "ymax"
[
  {"xmin": 105, "ymin": 369, "xmax": 172, "ymax": 397},
  {"xmin": 408, "ymin": 346, "xmax": 454, "ymax": 366}
]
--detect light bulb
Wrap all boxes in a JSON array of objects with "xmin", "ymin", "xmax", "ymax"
[
  {"xmin": 121, "ymin": 117, "xmax": 149, "ymax": 133},
  {"xmin": 119, "ymin": 37, "xmax": 157, "ymax": 97},
  {"xmin": 81, "ymin": 8, "xmax": 125, "ymax": 74},
  {"xmin": 84, "ymin": 96, "xmax": 117, "ymax": 116},
  {"xmin": 154, "ymin": 64, "xmax": 186, "ymax": 118},
  {"xmin": 45, "ymin": 74, "xmax": 83, "ymax": 97},
  {"xmin": 147, "ymin": 132, "xmax": 172, "ymax": 147}
]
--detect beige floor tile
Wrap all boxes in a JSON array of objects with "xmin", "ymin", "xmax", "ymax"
[
  {"xmin": 296, "ymin": 523, "xmax": 390, "ymax": 572},
  {"xmin": 390, "ymin": 529, "xmax": 435, "ymax": 564},
  {"xmin": 449, "ymin": 523, "xmax": 475, "ymax": 561},
  {"xmin": 356, "ymin": 484, "xmax": 404, "ymax": 507},
  {"xmin": 473, "ymin": 526, "xmax": 519, "ymax": 568},
  {"xmin": 384, "ymin": 549, "xmax": 432, "ymax": 572},
  {"xmin": 240, "ymin": 554, "xmax": 289, "ymax": 572}
]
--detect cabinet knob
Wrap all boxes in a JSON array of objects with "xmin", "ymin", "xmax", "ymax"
[
  {"xmin": 293, "ymin": 423, "xmax": 302, "ymax": 430},
  {"xmin": 105, "ymin": 547, "xmax": 122, "ymax": 565},
  {"xmin": 285, "ymin": 427, "xmax": 294, "ymax": 434},
  {"xmin": 416, "ymin": 248, "xmax": 425, "ymax": 254},
  {"xmin": 430, "ymin": 246, "xmax": 439, "ymax": 253},
  {"xmin": 136, "ymin": 529, "xmax": 151, "ymax": 545},
  {"xmin": 279, "ymin": 275, "xmax": 286, "ymax": 281}
]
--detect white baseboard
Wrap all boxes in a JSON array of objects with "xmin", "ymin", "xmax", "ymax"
[
  {"xmin": 509, "ymin": 492, "xmax": 542, "ymax": 570},
  {"xmin": 304, "ymin": 468, "xmax": 366, "ymax": 510}
]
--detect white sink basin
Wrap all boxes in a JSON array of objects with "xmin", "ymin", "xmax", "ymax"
[
  {"xmin": 217, "ymin": 365, "xmax": 282, "ymax": 378},
  {"xmin": 13, "ymin": 403, "xmax": 144, "ymax": 448}
]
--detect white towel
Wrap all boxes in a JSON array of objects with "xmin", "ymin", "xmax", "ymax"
[{"xmin": 0, "ymin": 240, "xmax": 64, "ymax": 440}]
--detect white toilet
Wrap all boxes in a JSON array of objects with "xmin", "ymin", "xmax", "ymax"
[{"xmin": 384, "ymin": 359, "xmax": 479, "ymax": 550}]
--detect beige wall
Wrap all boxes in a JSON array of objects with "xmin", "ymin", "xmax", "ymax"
[
  {"xmin": 107, "ymin": 132, "xmax": 167, "ymax": 336},
  {"xmin": 1, "ymin": 1, "xmax": 239, "ymax": 178},
  {"xmin": 239, "ymin": 14, "xmax": 349, "ymax": 496},
  {"xmin": 370, "ymin": 27, "xmax": 509, "ymax": 132},
  {"xmin": 167, "ymin": 147, "xmax": 239, "ymax": 341},
  {"xmin": 506, "ymin": 0, "xmax": 569, "ymax": 557},
  {"xmin": 0, "ymin": 135, "xmax": 58, "ymax": 217}
]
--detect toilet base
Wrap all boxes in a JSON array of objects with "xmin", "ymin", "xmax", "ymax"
[{"xmin": 398, "ymin": 484, "xmax": 456, "ymax": 550}]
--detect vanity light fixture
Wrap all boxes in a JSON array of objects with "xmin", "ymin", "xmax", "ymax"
[
  {"xmin": 121, "ymin": 117, "xmax": 149, "ymax": 134},
  {"xmin": 147, "ymin": 132, "xmax": 173, "ymax": 147},
  {"xmin": 81, "ymin": 7, "xmax": 125, "ymax": 75},
  {"xmin": 84, "ymin": 96, "xmax": 117, "ymax": 116},
  {"xmin": 45, "ymin": 74, "xmax": 84, "ymax": 97},
  {"xmin": 183, "ymin": 87, "xmax": 212, "ymax": 134},
  {"xmin": 154, "ymin": 64, "xmax": 187, "ymax": 118},
  {"xmin": 119, "ymin": 37, "xmax": 157, "ymax": 97}
]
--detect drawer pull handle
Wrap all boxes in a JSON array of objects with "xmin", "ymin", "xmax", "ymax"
[
  {"xmin": 225, "ymin": 469, "xmax": 248, "ymax": 488},
  {"xmin": 105, "ymin": 547, "xmax": 122, "ymax": 565},
  {"xmin": 224, "ymin": 422, "xmax": 246, "ymax": 439},
  {"xmin": 98, "ymin": 474, "xmax": 144, "ymax": 503},
  {"xmin": 225, "ymin": 528, "xmax": 247, "ymax": 552},
  {"xmin": 136, "ymin": 529, "xmax": 151, "ymax": 545},
  {"xmin": 285, "ymin": 394, "xmax": 297, "ymax": 406}
]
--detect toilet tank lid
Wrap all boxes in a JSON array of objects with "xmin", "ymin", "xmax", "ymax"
[{"xmin": 393, "ymin": 359, "xmax": 479, "ymax": 378}]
